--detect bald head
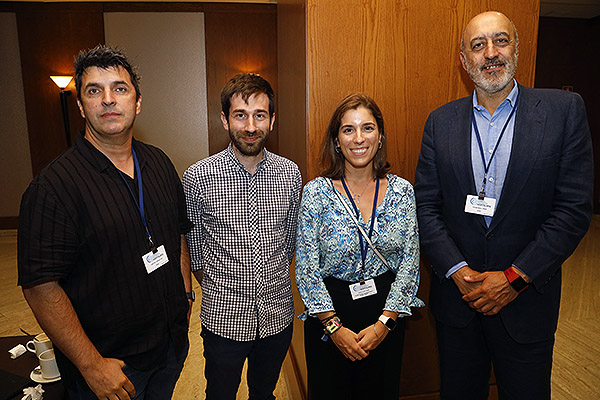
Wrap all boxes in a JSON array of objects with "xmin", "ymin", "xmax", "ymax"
[
  {"xmin": 461, "ymin": 11, "xmax": 519, "ymax": 52},
  {"xmin": 459, "ymin": 11, "xmax": 519, "ymax": 97}
]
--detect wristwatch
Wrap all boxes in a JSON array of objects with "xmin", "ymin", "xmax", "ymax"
[
  {"xmin": 378, "ymin": 315, "xmax": 397, "ymax": 331},
  {"xmin": 503, "ymin": 267, "xmax": 528, "ymax": 294},
  {"xmin": 186, "ymin": 291, "xmax": 195, "ymax": 302}
]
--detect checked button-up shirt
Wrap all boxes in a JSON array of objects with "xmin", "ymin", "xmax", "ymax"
[{"xmin": 183, "ymin": 144, "xmax": 302, "ymax": 341}]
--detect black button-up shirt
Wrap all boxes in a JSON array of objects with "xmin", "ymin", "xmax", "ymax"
[{"xmin": 18, "ymin": 132, "xmax": 192, "ymax": 385}]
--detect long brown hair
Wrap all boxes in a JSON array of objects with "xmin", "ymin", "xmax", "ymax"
[{"xmin": 321, "ymin": 93, "xmax": 390, "ymax": 179}]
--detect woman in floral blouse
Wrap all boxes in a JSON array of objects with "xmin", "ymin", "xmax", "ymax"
[{"xmin": 295, "ymin": 93, "xmax": 424, "ymax": 399}]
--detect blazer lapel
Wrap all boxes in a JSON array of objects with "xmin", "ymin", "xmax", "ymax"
[
  {"xmin": 450, "ymin": 96, "xmax": 488, "ymax": 230},
  {"xmin": 450, "ymin": 97, "xmax": 477, "ymax": 196},
  {"xmin": 489, "ymin": 86, "xmax": 545, "ymax": 231}
]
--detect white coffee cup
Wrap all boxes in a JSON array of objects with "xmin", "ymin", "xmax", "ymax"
[
  {"xmin": 26, "ymin": 333, "xmax": 53, "ymax": 357},
  {"xmin": 38, "ymin": 348, "xmax": 60, "ymax": 380}
]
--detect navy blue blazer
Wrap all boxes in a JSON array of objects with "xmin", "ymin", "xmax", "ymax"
[{"xmin": 414, "ymin": 85, "xmax": 593, "ymax": 344}]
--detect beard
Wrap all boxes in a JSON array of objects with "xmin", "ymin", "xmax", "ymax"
[
  {"xmin": 465, "ymin": 53, "xmax": 518, "ymax": 94},
  {"xmin": 229, "ymin": 127, "xmax": 270, "ymax": 157}
]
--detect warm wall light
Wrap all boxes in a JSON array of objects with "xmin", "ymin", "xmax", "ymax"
[
  {"xmin": 50, "ymin": 75, "xmax": 74, "ymax": 147},
  {"xmin": 50, "ymin": 75, "xmax": 73, "ymax": 89}
]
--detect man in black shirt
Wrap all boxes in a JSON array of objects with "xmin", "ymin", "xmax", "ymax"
[{"xmin": 18, "ymin": 45, "xmax": 193, "ymax": 400}]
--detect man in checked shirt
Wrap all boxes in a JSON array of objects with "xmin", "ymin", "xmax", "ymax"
[{"xmin": 183, "ymin": 73, "xmax": 302, "ymax": 400}]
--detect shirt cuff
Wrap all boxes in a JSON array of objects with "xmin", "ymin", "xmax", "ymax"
[
  {"xmin": 445, "ymin": 261, "xmax": 468, "ymax": 279},
  {"xmin": 511, "ymin": 264, "xmax": 530, "ymax": 281}
]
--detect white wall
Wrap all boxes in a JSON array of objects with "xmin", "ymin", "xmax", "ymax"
[
  {"xmin": 104, "ymin": 12, "xmax": 209, "ymax": 176},
  {"xmin": 0, "ymin": 13, "xmax": 32, "ymax": 217}
]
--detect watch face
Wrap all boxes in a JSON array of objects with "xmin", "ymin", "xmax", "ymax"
[
  {"xmin": 379, "ymin": 315, "xmax": 397, "ymax": 331},
  {"xmin": 511, "ymin": 277, "xmax": 528, "ymax": 293},
  {"xmin": 504, "ymin": 268, "xmax": 528, "ymax": 293},
  {"xmin": 385, "ymin": 318, "xmax": 397, "ymax": 331}
]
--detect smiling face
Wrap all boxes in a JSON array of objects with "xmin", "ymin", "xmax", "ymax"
[
  {"xmin": 77, "ymin": 66, "xmax": 141, "ymax": 141},
  {"xmin": 337, "ymin": 106, "xmax": 382, "ymax": 174},
  {"xmin": 221, "ymin": 92, "xmax": 274, "ymax": 157},
  {"xmin": 460, "ymin": 11, "xmax": 518, "ymax": 95}
]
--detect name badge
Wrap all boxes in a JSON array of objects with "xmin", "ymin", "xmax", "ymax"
[
  {"xmin": 349, "ymin": 278, "xmax": 377, "ymax": 300},
  {"xmin": 142, "ymin": 245, "xmax": 169, "ymax": 274},
  {"xmin": 464, "ymin": 195, "xmax": 496, "ymax": 217}
]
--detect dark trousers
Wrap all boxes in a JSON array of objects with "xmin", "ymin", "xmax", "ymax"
[
  {"xmin": 66, "ymin": 338, "xmax": 189, "ymax": 400},
  {"xmin": 201, "ymin": 323, "xmax": 293, "ymax": 400},
  {"xmin": 304, "ymin": 271, "xmax": 406, "ymax": 400},
  {"xmin": 437, "ymin": 313, "xmax": 555, "ymax": 400}
]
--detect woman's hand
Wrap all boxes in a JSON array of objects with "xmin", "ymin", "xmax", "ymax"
[
  {"xmin": 330, "ymin": 327, "xmax": 370, "ymax": 361},
  {"xmin": 357, "ymin": 321, "xmax": 388, "ymax": 351}
]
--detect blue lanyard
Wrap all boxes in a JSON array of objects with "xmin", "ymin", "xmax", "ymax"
[
  {"xmin": 341, "ymin": 176, "xmax": 379, "ymax": 280},
  {"xmin": 117, "ymin": 147, "xmax": 155, "ymax": 251},
  {"xmin": 471, "ymin": 95, "xmax": 519, "ymax": 199}
]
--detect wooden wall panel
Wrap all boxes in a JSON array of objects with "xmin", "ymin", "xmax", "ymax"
[
  {"xmin": 278, "ymin": 0, "xmax": 307, "ymax": 177},
  {"xmin": 204, "ymin": 4, "xmax": 278, "ymax": 155},
  {"xmin": 15, "ymin": 3, "xmax": 105, "ymax": 176},
  {"xmin": 278, "ymin": 0, "xmax": 308, "ymax": 398},
  {"xmin": 279, "ymin": 1, "xmax": 540, "ymax": 398}
]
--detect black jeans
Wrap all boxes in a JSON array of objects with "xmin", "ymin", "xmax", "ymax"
[
  {"xmin": 66, "ymin": 338, "xmax": 188, "ymax": 400},
  {"xmin": 201, "ymin": 324, "xmax": 293, "ymax": 400}
]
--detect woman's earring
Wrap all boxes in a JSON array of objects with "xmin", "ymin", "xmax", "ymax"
[
  {"xmin": 378, "ymin": 141, "xmax": 382, "ymax": 149},
  {"xmin": 335, "ymin": 142, "xmax": 341, "ymax": 153}
]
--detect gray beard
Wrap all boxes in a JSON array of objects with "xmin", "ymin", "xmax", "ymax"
[{"xmin": 466, "ymin": 57, "xmax": 517, "ymax": 94}]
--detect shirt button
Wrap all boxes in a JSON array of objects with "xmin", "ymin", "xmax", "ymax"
[
  {"xmin": 489, "ymin": 177, "xmax": 494, "ymax": 182},
  {"xmin": 488, "ymin": 149, "xmax": 493, "ymax": 154},
  {"xmin": 490, "ymin": 122, "xmax": 494, "ymax": 126}
]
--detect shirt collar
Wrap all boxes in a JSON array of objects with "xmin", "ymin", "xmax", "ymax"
[
  {"xmin": 472, "ymin": 79, "xmax": 519, "ymax": 112},
  {"xmin": 75, "ymin": 131, "xmax": 144, "ymax": 174},
  {"xmin": 225, "ymin": 142, "xmax": 270, "ymax": 173}
]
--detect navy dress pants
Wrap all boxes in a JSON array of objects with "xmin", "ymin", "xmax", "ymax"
[{"xmin": 437, "ymin": 313, "xmax": 555, "ymax": 400}]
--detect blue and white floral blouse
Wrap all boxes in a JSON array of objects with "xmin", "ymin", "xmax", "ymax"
[{"xmin": 295, "ymin": 174, "xmax": 425, "ymax": 318}]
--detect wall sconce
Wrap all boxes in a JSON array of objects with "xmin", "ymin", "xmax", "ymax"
[{"xmin": 50, "ymin": 75, "xmax": 74, "ymax": 147}]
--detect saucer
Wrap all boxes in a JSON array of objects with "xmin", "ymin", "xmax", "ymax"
[{"xmin": 30, "ymin": 367, "xmax": 61, "ymax": 384}]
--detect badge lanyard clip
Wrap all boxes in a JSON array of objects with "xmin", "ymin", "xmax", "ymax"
[{"xmin": 478, "ymin": 175, "xmax": 487, "ymax": 200}]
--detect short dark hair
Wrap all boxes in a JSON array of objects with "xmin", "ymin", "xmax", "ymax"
[
  {"xmin": 74, "ymin": 44, "xmax": 141, "ymax": 100},
  {"xmin": 220, "ymin": 73, "xmax": 274, "ymax": 121},
  {"xmin": 321, "ymin": 93, "xmax": 390, "ymax": 179}
]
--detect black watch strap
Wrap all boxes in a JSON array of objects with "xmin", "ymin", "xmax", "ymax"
[
  {"xmin": 503, "ymin": 268, "xmax": 528, "ymax": 293},
  {"xmin": 378, "ymin": 315, "xmax": 397, "ymax": 331}
]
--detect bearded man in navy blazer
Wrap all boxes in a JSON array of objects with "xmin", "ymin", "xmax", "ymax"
[{"xmin": 414, "ymin": 11, "xmax": 593, "ymax": 400}]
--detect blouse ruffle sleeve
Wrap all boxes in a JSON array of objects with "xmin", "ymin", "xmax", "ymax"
[
  {"xmin": 295, "ymin": 178, "xmax": 336, "ymax": 318},
  {"xmin": 382, "ymin": 178, "xmax": 425, "ymax": 315}
]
